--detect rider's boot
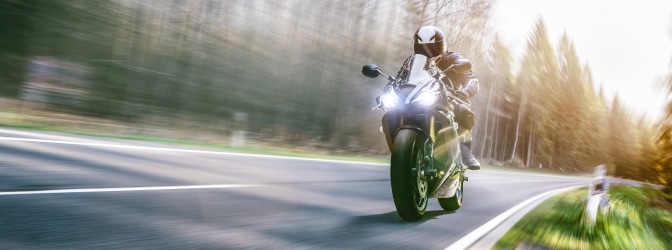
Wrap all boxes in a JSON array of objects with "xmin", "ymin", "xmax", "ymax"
[{"xmin": 460, "ymin": 141, "xmax": 481, "ymax": 170}]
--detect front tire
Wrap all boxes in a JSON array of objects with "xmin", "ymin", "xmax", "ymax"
[{"xmin": 390, "ymin": 129, "xmax": 429, "ymax": 221}]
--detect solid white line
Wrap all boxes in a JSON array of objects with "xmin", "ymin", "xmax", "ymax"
[
  {"xmin": 478, "ymin": 170, "xmax": 590, "ymax": 180},
  {"xmin": 0, "ymin": 184, "xmax": 260, "ymax": 196},
  {"xmin": 445, "ymin": 185, "xmax": 584, "ymax": 250},
  {"xmin": 0, "ymin": 136, "xmax": 387, "ymax": 166}
]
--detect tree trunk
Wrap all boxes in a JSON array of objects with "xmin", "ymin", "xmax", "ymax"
[{"xmin": 510, "ymin": 96, "xmax": 526, "ymax": 161}]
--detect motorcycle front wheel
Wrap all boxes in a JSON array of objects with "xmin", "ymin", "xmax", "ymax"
[{"xmin": 390, "ymin": 129, "xmax": 429, "ymax": 221}]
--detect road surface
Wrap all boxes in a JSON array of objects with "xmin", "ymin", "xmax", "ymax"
[{"xmin": 0, "ymin": 128, "xmax": 588, "ymax": 249}]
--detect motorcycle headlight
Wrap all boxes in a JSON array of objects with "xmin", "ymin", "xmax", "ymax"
[
  {"xmin": 412, "ymin": 91, "xmax": 439, "ymax": 106},
  {"xmin": 381, "ymin": 92, "xmax": 400, "ymax": 109}
]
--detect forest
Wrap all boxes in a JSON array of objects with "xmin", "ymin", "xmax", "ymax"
[{"xmin": 0, "ymin": 0, "xmax": 671, "ymax": 190}]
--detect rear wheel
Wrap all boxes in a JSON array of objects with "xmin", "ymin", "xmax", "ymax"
[
  {"xmin": 390, "ymin": 129, "xmax": 429, "ymax": 221},
  {"xmin": 438, "ymin": 174, "xmax": 464, "ymax": 211}
]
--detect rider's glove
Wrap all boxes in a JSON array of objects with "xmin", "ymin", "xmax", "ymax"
[{"xmin": 454, "ymin": 89, "xmax": 470, "ymax": 102}]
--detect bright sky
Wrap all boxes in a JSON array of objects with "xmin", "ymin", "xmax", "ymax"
[{"xmin": 492, "ymin": 0, "xmax": 672, "ymax": 120}]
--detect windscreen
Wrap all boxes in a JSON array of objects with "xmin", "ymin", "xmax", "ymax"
[{"xmin": 406, "ymin": 54, "xmax": 432, "ymax": 85}]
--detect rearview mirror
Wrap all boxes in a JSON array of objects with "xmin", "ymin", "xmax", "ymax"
[{"xmin": 362, "ymin": 64, "xmax": 381, "ymax": 78}]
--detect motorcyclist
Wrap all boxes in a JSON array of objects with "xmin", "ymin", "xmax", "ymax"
[{"xmin": 398, "ymin": 25, "xmax": 481, "ymax": 170}]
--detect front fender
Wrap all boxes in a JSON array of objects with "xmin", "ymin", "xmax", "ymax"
[{"xmin": 381, "ymin": 105, "xmax": 446, "ymax": 151}]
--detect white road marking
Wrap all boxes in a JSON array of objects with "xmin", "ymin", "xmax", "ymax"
[
  {"xmin": 0, "ymin": 136, "xmax": 387, "ymax": 166},
  {"xmin": 477, "ymin": 170, "xmax": 590, "ymax": 180},
  {"xmin": 0, "ymin": 184, "xmax": 260, "ymax": 196},
  {"xmin": 445, "ymin": 185, "xmax": 585, "ymax": 250}
]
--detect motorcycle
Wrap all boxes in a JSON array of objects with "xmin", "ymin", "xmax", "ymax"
[{"xmin": 362, "ymin": 54, "xmax": 469, "ymax": 221}]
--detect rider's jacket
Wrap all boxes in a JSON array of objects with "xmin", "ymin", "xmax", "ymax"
[{"xmin": 395, "ymin": 51, "xmax": 479, "ymax": 100}]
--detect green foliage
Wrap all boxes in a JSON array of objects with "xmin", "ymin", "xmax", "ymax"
[{"xmin": 493, "ymin": 186, "xmax": 672, "ymax": 250}]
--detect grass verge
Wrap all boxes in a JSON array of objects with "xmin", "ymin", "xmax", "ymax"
[{"xmin": 493, "ymin": 186, "xmax": 672, "ymax": 249}]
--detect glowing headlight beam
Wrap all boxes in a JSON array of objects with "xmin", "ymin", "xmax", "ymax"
[{"xmin": 381, "ymin": 93, "xmax": 400, "ymax": 109}]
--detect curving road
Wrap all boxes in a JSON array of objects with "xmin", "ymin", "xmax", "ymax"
[{"xmin": 0, "ymin": 128, "xmax": 589, "ymax": 249}]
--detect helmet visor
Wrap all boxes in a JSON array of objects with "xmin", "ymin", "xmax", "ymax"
[{"xmin": 414, "ymin": 42, "xmax": 443, "ymax": 58}]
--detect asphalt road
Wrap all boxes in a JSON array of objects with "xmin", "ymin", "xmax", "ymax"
[{"xmin": 0, "ymin": 128, "xmax": 589, "ymax": 249}]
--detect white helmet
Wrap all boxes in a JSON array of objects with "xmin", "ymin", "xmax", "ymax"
[{"xmin": 413, "ymin": 26, "xmax": 445, "ymax": 58}]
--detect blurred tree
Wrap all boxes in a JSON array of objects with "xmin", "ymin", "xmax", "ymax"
[
  {"xmin": 608, "ymin": 96, "xmax": 639, "ymax": 179},
  {"xmin": 635, "ymin": 117, "xmax": 658, "ymax": 183},
  {"xmin": 657, "ymin": 24, "xmax": 672, "ymax": 190},
  {"xmin": 472, "ymin": 35, "xmax": 514, "ymax": 162},
  {"xmin": 579, "ymin": 67, "xmax": 611, "ymax": 168},
  {"xmin": 512, "ymin": 17, "xmax": 560, "ymax": 168},
  {"xmin": 554, "ymin": 32, "xmax": 591, "ymax": 171},
  {"xmin": 0, "ymin": 0, "xmax": 37, "ymax": 96},
  {"xmin": 656, "ymin": 125, "xmax": 672, "ymax": 192}
]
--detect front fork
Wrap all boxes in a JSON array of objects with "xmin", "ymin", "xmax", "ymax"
[{"xmin": 411, "ymin": 139, "xmax": 439, "ymax": 180}]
